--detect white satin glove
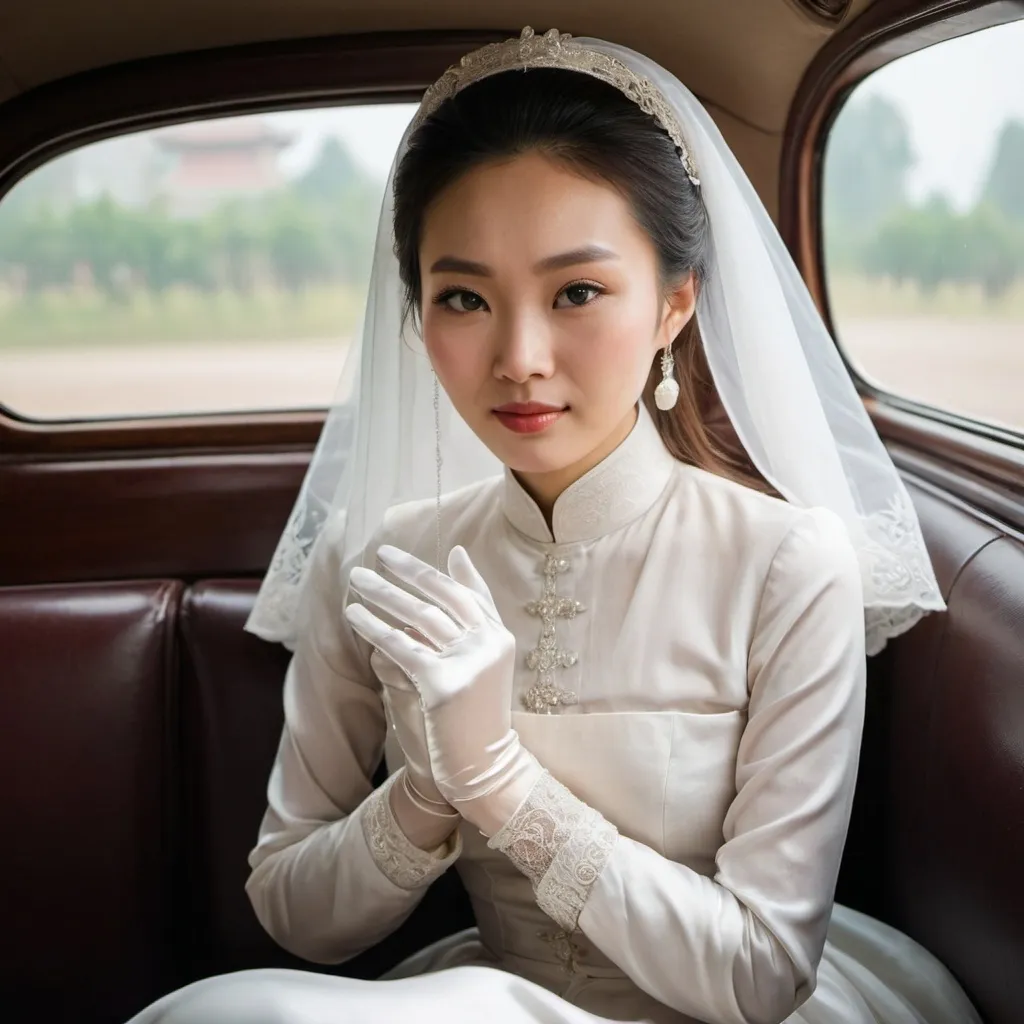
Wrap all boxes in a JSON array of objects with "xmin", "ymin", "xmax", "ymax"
[
  {"xmin": 369, "ymin": 648, "xmax": 455, "ymax": 815},
  {"xmin": 346, "ymin": 544, "xmax": 543, "ymax": 836}
]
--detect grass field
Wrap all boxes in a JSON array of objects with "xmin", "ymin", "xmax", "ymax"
[
  {"xmin": 827, "ymin": 274, "xmax": 1024, "ymax": 321},
  {"xmin": 0, "ymin": 282, "xmax": 365, "ymax": 348}
]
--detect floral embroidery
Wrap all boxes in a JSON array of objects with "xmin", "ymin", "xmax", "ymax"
[
  {"xmin": 860, "ymin": 490, "xmax": 946, "ymax": 655},
  {"xmin": 489, "ymin": 771, "xmax": 618, "ymax": 932},
  {"xmin": 361, "ymin": 771, "xmax": 461, "ymax": 890}
]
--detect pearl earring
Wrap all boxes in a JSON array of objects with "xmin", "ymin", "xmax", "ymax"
[{"xmin": 654, "ymin": 345, "xmax": 679, "ymax": 411}]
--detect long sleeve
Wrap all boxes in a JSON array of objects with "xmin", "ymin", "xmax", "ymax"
[
  {"xmin": 245, "ymin": 515, "xmax": 460, "ymax": 965},
  {"xmin": 491, "ymin": 508, "xmax": 866, "ymax": 1024}
]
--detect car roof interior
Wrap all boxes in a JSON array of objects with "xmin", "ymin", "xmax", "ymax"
[
  {"xmin": 2, "ymin": 5, "xmax": 1023, "ymax": 1024},
  {"xmin": 0, "ymin": 1, "xmax": 880, "ymax": 219}
]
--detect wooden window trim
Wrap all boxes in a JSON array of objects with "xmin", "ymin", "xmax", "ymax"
[
  {"xmin": 780, "ymin": 0, "xmax": 1024, "ymax": 445},
  {"xmin": 779, "ymin": 0, "xmax": 1024, "ymax": 530}
]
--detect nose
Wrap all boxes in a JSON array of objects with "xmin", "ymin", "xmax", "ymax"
[{"xmin": 491, "ymin": 310, "xmax": 555, "ymax": 383}]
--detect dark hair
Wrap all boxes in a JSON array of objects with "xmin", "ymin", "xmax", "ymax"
[{"xmin": 393, "ymin": 68, "xmax": 772, "ymax": 494}]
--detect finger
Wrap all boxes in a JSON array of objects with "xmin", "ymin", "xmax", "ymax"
[
  {"xmin": 403, "ymin": 625, "xmax": 441, "ymax": 651},
  {"xmin": 350, "ymin": 565, "xmax": 462, "ymax": 649},
  {"xmin": 447, "ymin": 545, "xmax": 500, "ymax": 619},
  {"xmin": 344, "ymin": 603, "xmax": 430, "ymax": 679},
  {"xmin": 376, "ymin": 544, "xmax": 483, "ymax": 630},
  {"xmin": 370, "ymin": 648, "xmax": 418, "ymax": 691}
]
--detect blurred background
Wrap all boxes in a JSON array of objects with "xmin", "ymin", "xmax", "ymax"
[{"xmin": 0, "ymin": 19, "xmax": 1021, "ymax": 430}]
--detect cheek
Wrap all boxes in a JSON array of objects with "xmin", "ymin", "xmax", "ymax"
[
  {"xmin": 422, "ymin": 312, "xmax": 489, "ymax": 401},
  {"xmin": 568, "ymin": 299, "xmax": 658, "ymax": 393}
]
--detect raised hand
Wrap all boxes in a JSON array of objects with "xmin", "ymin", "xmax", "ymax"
[
  {"xmin": 368, "ymin": 647, "xmax": 453, "ymax": 813},
  {"xmin": 346, "ymin": 545, "xmax": 542, "ymax": 835}
]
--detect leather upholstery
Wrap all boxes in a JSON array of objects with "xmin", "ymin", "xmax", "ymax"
[
  {"xmin": 0, "ymin": 481, "xmax": 1020, "ymax": 1023},
  {"xmin": 178, "ymin": 581, "xmax": 294, "ymax": 979},
  {"xmin": 0, "ymin": 581, "xmax": 182, "ymax": 1023},
  {"xmin": 885, "ymin": 514, "xmax": 1024, "ymax": 1024},
  {"xmin": 836, "ymin": 483, "xmax": 1024, "ymax": 1024},
  {"xmin": 179, "ymin": 581, "xmax": 473, "ymax": 983}
]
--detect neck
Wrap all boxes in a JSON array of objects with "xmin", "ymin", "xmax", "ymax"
[{"xmin": 512, "ymin": 406, "xmax": 639, "ymax": 527}]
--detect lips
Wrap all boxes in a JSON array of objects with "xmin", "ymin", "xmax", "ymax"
[{"xmin": 492, "ymin": 401, "xmax": 567, "ymax": 435}]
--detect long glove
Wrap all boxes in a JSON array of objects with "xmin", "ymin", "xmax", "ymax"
[
  {"xmin": 369, "ymin": 647, "xmax": 458, "ymax": 817},
  {"xmin": 346, "ymin": 544, "xmax": 542, "ymax": 836}
]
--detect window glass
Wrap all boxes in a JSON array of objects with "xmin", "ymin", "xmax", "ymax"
[
  {"xmin": 0, "ymin": 103, "xmax": 417, "ymax": 420},
  {"xmin": 823, "ymin": 20, "xmax": 1024, "ymax": 432}
]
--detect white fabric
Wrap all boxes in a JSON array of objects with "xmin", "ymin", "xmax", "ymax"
[
  {"xmin": 348, "ymin": 544, "xmax": 546, "ymax": 836},
  {"xmin": 130, "ymin": 409, "xmax": 979, "ymax": 1024},
  {"xmin": 371, "ymin": 649, "xmax": 451, "ymax": 807},
  {"xmin": 244, "ymin": 33, "xmax": 944, "ymax": 658},
  {"xmin": 360, "ymin": 768, "xmax": 462, "ymax": 890},
  {"xmin": 488, "ymin": 769, "xmax": 619, "ymax": 934}
]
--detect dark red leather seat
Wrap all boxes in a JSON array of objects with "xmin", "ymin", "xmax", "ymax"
[
  {"xmin": 177, "ymin": 580, "xmax": 294, "ymax": 980},
  {"xmin": 178, "ymin": 580, "xmax": 473, "ymax": 984},
  {"xmin": 0, "ymin": 581, "xmax": 182, "ymax": 1023},
  {"xmin": 884, "ymin": 493, "xmax": 1024, "ymax": 1024}
]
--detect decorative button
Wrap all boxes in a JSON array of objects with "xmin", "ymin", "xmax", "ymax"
[
  {"xmin": 537, "ymin": 928, "xmax": 589, "ymax": 974},
  {"xmin": 523, "ymin": 554, "xmax": 584, "ymax": 713}
]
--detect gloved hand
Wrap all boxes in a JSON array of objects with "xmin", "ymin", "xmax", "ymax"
[
  {"xmin": 369, "ymin": 647, "xmax": 453, "ymax": 814},
  {"xmin": 346, "ymin": 544, "xmax": 543, "ymax": 836}
]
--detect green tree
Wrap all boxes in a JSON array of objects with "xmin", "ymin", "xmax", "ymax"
[
  {"xmin": 825, "ymin": 94, "xmax": 915, "ymax": 230},
  {"xmin": 865, "ymin": 196, "xmax": 1023, "ymax": 298},
  {"xmin": 207, "ymin": 201, "xmax": 262, "ymax": 292},
  {"xmin": 0, "ymin": 133, "xmax": 385, "ymax": 297},
  {"xmin": 980, "ymin": 120, "xmax": 1024, "ymax": 223},
  {"xmin": 2, "ymin": 206, "xmax": 73, "ymax": 288},
  {"xmin": 266, "ymin": 196, "xmax": 329, "ymax": 292},
  {"xmin": 960, "ymin": 203, "xmax": 1021, "ymax": 298},
  {"xmin": 66, "ymin": 197, "xmax": 141, "ymax": 298},
  {"xmin": 289, "ymin": 136, "xmax": 380, "ymax": 285},
  {"xmin": 865, "ymin": 196, "xmax": 963, "ymax": 293},
  {"xmin": 294, "ymin": 137, "xmax": 361, "ymax": 204}
]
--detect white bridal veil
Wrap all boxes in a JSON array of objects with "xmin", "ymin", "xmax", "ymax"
[{"xmin": 246, "ymin": 29, "xmax": 945, "ymax": 657}]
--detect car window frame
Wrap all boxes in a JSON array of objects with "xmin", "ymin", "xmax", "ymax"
[
  {"xmin": 0, "ymin": 29, "xmax": 507, "ymax": 457},
  {"xmin": 779, "ymin": 0, "xmax": 1024, "ymax": 452}
]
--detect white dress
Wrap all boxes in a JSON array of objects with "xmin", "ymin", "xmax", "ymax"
[{"xmin": 129, "ymin": 409, "xmax": 980, "ymax": 1024}]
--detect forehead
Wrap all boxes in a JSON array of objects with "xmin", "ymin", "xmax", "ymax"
[{"xmin": 420, "ymin": 150, "xmax": 647, "ymax": 262}]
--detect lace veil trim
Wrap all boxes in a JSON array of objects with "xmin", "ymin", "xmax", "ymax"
[{"xmin": 860, "ymin": 490, "xmax": 945, "ymax": 656}]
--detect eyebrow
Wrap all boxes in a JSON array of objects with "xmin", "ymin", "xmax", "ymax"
[{"xmin": 428, "ymin": 245, "xmax": 619, "ymax": 277}]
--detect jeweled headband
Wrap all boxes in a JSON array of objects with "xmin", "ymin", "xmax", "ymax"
[{"xmin": 411, "ymin": 26, "xmax": 701, "ymax": 187}]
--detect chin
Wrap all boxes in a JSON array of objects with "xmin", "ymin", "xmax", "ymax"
[{"xmin": 482, "ymin": 429, "xmax": 580, "ymax": 477}]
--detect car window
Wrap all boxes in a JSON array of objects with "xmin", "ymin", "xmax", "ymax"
[
  {"xmin": 0, "ymin": 103, "xmax": 417, "ymax": 421},
  {"xmin": 822, "ymin": 20, "xmax": 1024, "ymax": 432}
]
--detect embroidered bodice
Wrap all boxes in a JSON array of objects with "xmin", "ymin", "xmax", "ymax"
[{"xmin": 246, "ymin": 407, "xmax": 867, "ymax": 1023}]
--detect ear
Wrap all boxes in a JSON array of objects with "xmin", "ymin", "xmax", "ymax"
[{"xmin": 657, "ymin": 272, "xmax": 697, "ymax": 349}]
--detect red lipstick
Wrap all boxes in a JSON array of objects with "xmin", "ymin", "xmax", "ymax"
[{"xmin": 492, "ymin": 401, "xmax": 567, "ymax": 435}]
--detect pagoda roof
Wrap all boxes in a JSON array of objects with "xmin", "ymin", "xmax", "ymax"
[{"xmin": 155, "ymin": 118, "xmax": 293, "ymax": 151}]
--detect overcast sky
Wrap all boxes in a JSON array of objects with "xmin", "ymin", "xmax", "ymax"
[
  {"xmin": 265, "ymin": 19, "xmax": 1024, "ymax": 211},
  {"xmin": 855, "ymin": 18, "xmax": 1024, "ymax": 209}
]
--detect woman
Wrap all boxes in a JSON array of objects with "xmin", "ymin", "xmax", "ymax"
[{"xmin": 130, "ymin": 29, "xmax": 979, "ymax": 1024}]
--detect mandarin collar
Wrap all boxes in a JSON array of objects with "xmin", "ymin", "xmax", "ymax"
[{"xmin": 501, "ymin": 405, "xmax": 676, "ymax": 544}]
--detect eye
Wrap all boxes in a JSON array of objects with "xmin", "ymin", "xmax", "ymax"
[
  {"xmin": 434, "ymin": 288, "xmax": 488, "ymax": 313},
  {"xmin": 554, "ymin": 282, "xmax": 604, "ymax": 309}
]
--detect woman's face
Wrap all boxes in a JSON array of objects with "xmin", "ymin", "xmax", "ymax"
[{"xmin": 419, "ymin": 150, "xmax": 694, "ymax": 502}]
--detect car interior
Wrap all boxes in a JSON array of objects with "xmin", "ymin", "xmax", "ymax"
[{"xmin": 0, "ymin": 2, "xmax": 1021, "ymax": 1022}]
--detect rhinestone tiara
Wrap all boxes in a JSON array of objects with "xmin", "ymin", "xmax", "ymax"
[{"xmin": 412, "ymin": 27, "xmax": 700, "ymax": 187}]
